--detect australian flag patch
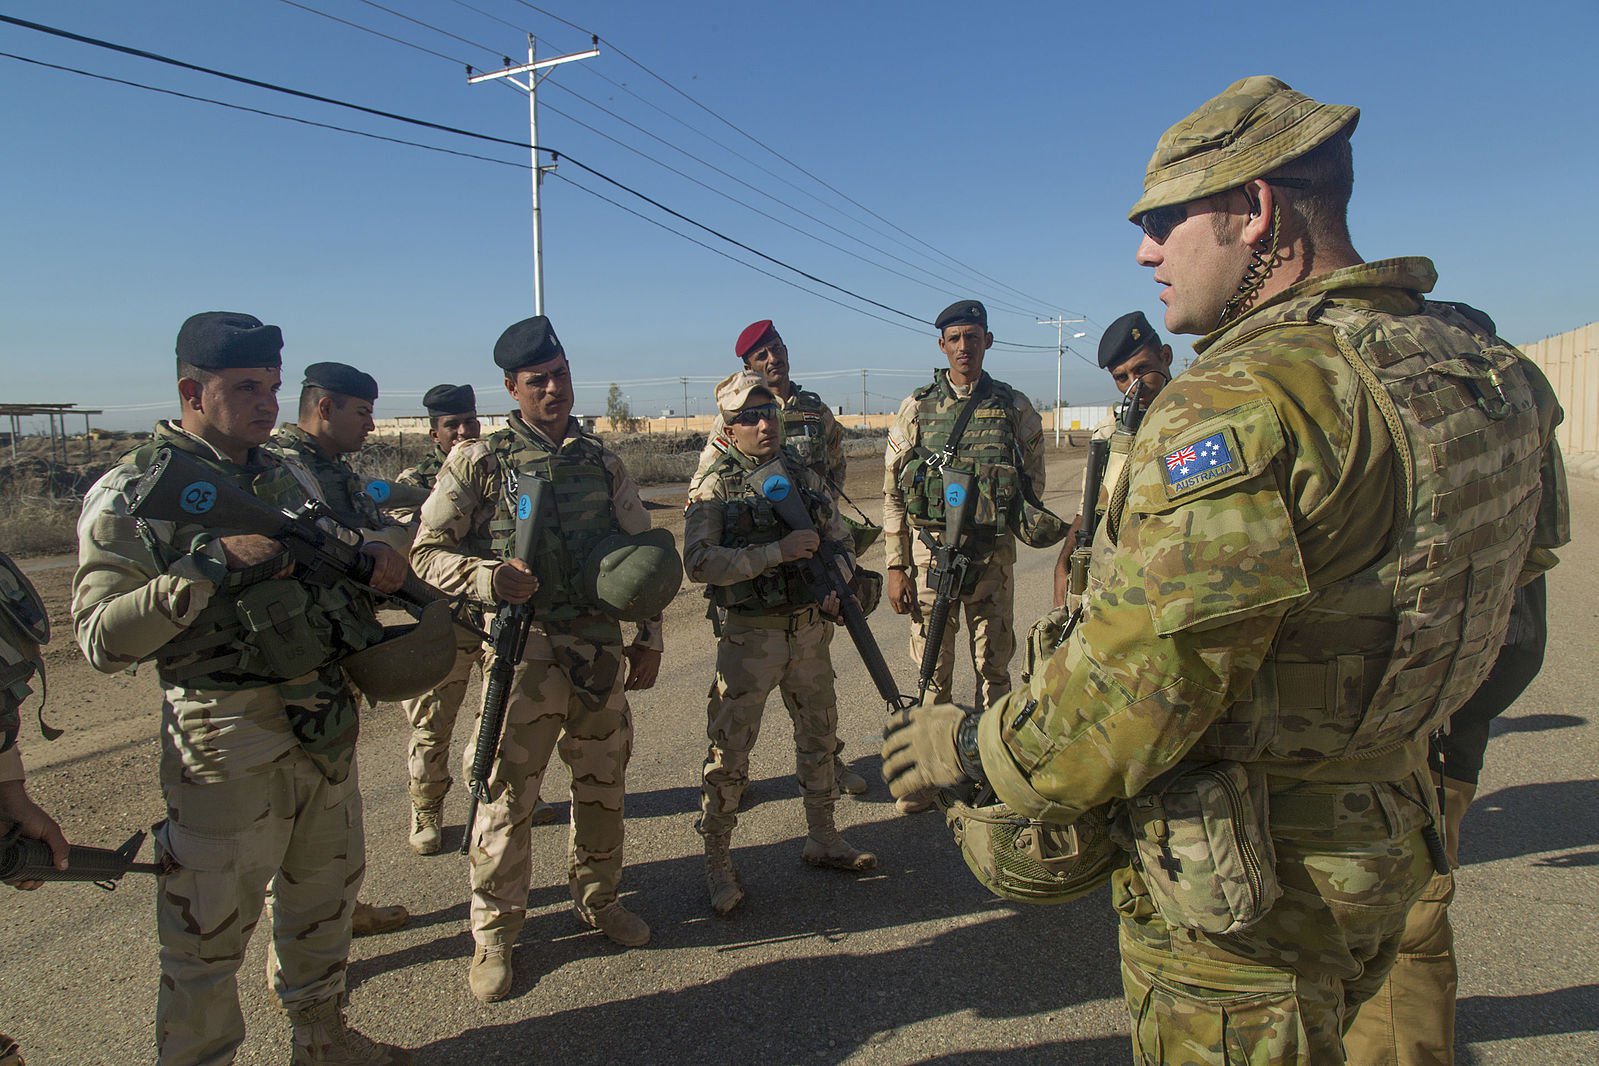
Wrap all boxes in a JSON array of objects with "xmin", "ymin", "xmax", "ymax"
[{"xmin": 1164, "ymin": 430, "xmax": 1237, "ymax": 494}]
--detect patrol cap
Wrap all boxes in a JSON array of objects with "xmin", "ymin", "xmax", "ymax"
[
  {"xmin": 175, "ymin": 311, "xmax": 283, "ymax": 370},
  {"xmin": 422, "ymin": 383, "xmax": 476, "ymax": 416},
  {"xmin": 734, "ymin": 320, "xmax": 778, "ymax": 359},
  {"xmin": 494, "ymin": 315, "xmax": 565, "ymax": 372},
  {"xmin": 935, "ymin": 300, "xmax": 987, "ymax": 333},
  {"xmin": 1097, "ymin": 311, "xmax": 1162, "ymax": 370},
  {"xmin": 1128, "ymin": 75, "xmax": 1359, "ymax": 219},
  {"xmin": 714, "ymin": 370, "xmax": 773, "ymax": 417},
  {"xmin": 302, "ymin": 362, "xmax": 379, "ymax": 403}
]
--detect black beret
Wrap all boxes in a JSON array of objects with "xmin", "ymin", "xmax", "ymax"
[
  {"xmin": 422, "ymin": 383, "xmax": 476, "ymax": 416},
  {"xmin": 302, "ymin": 362, "xmax": 379, "ymax": 402},
  {"xmin": 1098, "ymin": 310, "xmax": 1162, "ymax": 370},
  {"xmin": 935, "ymin": 299, "xmax": 987, "ymax": 332},
  {"xmin": 175, "ymin": 311, "xmax": 283, "ymax": 370},
  {"xmin": 494, "ymin": 316, "xmax": 565, "ymax": 372}
]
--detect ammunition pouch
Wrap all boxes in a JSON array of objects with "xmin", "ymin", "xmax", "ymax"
[
  {"xmin": 1124, "ymin": 762, "xmax": 1281, "ymax": 935},
  {"xmin": 1022, "ymin": 605, "xmax": 1072, "ymax": 684},
  {"xmin": 901, "ymin": 455, "xmax": 1018, "ymax": 534}
]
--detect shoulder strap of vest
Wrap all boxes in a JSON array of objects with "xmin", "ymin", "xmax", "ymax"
[{"xmin": 1313, "ymin": 302, "xmax": 1416, "ymax": 513}]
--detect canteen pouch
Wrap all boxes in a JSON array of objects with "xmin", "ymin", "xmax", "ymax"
[
  {"xmin": 1126, "ymin": 762, "xmax": 1280, "ymax": 935},
  {"xmin": 232, "ymin": 580, "xmax": 332, "ymax": 680}
]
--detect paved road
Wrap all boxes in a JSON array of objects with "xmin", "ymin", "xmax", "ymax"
[{"xmin": 4, "ymin": 455, "xmax": 1596, "ymax": 1064}]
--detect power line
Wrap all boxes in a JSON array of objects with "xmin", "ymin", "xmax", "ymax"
[{"xmin": 274, "ymin": 0, "xmax": 462, "ymax": 65}]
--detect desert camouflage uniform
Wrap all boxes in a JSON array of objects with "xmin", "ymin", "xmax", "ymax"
[
  {"xmin": 883, "ymin": 370, "xmax": 1044, "ymax": 708},
  {"xmin": 973, "ymin": 259, "xmax": 1567, "ymax": 1064},
  {"xmin": 692, "ymin": 384, "xmax": 845, "ymax": 495},
  {"xmin": 410, "ymin": 413, "xmax": 660, "ymax": 946},
  {"xmin": 684, "ymin": 446, "xmax": 855, "ymax": 836},
  {"xmin": 72, "ymin": 421, "xmax": 377, "ymax": 1064}
]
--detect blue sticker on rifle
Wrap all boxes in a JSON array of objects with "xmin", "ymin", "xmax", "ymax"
[
  {"xmin": 179, "ymin": 480, "xmax": 217, "ymax": 515},
  {"xmin": 517, "ymin": 494, "xmax": 532, "ymax": 520},
  {"xmin": 944, "ymin": 482, "xmax": 967, "ymax": 509},
  {"xmin": 365, "ymin": 480, "xmax": 391, "ymax": 503},
  {"xmin": 762, "ymin": 475, "xmax": 791, "ymax": 501}
]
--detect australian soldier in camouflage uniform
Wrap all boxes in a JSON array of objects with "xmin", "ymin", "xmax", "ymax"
[
  {"xmin": 685, "ymin": 372, "xmax": 877, "ymax": 916},
  {"xmin": 692, "ymin": 320, "xmax": 865, "ymax": 797},
  {"xmin": 883, "ymin": 78, "xmax": 1568, "ymax": 1064},
  {"xmin": 267, "ymin": 362, "xmax": 409, "ymax": 938},
  {"xmin": 72, "ymin": 313, "xmax": 411, "ymax": 1064},
  {"xmin": 410, "ymin": 315, "xmax": 662, "ymax": 1003},
  {"xmin": 883, "ymin": 299, "xmax": 1045, "ymax": 811},
  {"xmin": 390, "ymin": 385, "xmax": 558, "ymax": 855}
]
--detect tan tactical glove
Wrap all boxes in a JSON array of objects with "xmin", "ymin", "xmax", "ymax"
[{"xmin": 881, "ymin": 703, "xmax": 985, "ymax": 799}]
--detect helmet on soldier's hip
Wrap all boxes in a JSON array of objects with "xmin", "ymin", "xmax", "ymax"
[
  {"xmin": 584, "ymin": 528, "xmax": 684, "ymax": 621},
  {"xmin": 938, "ymin": 789, "xmax": 1119, "ymax": 905},
  {"xmin": 340, "ymin": 600, "xmax": 459, "ymax": 702}
]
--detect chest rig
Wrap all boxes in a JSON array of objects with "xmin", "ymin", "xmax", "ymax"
[
  {"xmin": 779, "ymin": 389, "xmax": 829, "ymax": 478},
  {"xmin": 708, "ymin": 448, "xmax": 834, "ymax": 614},
  {"xmin": 898, "ymin": 373, "xmax": 1021, "ymax": 534}
]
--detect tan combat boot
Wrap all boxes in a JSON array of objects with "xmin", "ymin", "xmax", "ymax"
[
  {"xmin": 468, "ymin": 941, "xmax": 514, "ymax": 1003},
  {"xmin": 703, "ymin": 833, "xmax": 744, "ymax": 916},
  {"xmin": 835, "ymin": 758, "xmax": 869, "ymax": 796},
  {"xmin": 351, "ymin": 900, "xmax": 409, "ymax": 937},
  {"xmin": 802, "ymin": 806, "xmax": 878, "ymax": 871},
  {"xmin": 574, "ymin": 899, "xmax": 652, "ymax": 947},
  {"xmin": 288, "ymin": 999, "xmax": 411, "ymax": 1065},
  {"xmin": 407, "ymin": 800, "xmax": 444, "ymax": 856}
]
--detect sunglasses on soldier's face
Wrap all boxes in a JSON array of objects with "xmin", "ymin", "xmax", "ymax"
[
  {"xmin": 1135, "ymin": 178, "xmax": 1311, "ymax": 243},
  {"xmin": 730, "ymin": 403, "xmax": 780, "ymax": 426}
]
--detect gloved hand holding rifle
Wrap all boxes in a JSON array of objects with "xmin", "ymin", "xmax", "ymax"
[{"xmin": 460, "ymin": 472, "xmax": 547, "ymax": 854}]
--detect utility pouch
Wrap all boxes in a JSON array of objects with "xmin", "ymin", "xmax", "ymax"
[
  {"xmin": 233, "ymin": 580, "xmax": 332, "ymax": 681},
  {"xmin": 1126, "ymin": 762, "xmax": 1280, "ymax": 936}
]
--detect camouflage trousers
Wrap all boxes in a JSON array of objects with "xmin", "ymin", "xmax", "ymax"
[
  {"xmin": 699, "ymin": 609, "xmax": 839, "ymax": 839},
  {"xmin": 1115, "ymin": 776, "xmax": 1437, "ymax": 1065},
  {"xmin": 1343, "ymin": 777, "xmax": 1475, "ymax": 1066},
  {"xmin": 907, "ymin": 534, "xmax": 1015, "ymax": 708},
  {"xmin": 401, "ymin": 632, "xmax": 485, "ymax": 802},
  {"xmin": 466, "ymin": 629, "xmax": 632, "ymax": 945},
  {"xmin": 154, "ymin": 747, "xmax": 363, "ymax": 1065}
]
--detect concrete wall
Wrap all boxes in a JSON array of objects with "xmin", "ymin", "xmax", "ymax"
[{"xmin": 1519, "ymin": 322, "xmax": 1599, "ymax": 457}]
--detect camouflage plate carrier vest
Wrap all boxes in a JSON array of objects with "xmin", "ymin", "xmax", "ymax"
[
  {"xmin": 781, "ymin": 388, "xmax": 829, "ymax": 481},
  {"xmin": 486, "ymin": 420, "xmax": 618, "ymax": 623},
  {"xmin": 271, "ymin": 425, "xmax": 386, "ymax": 531},
  {"xmin": 708, "ymin": 448, "xmax": 834, "ymax": 614},
  {"xmin": 126, "ymin": 436, "xmax": 383, "ymax": 690},
  {"xmin": 401, "ymin": 446, "xmax": 447, "ymax": 491},
  {"xmin": 899, "ymin": 373, "xmax": 1021, "ymax": 534},
  {"xmin": 1169, "ymin": 297, "xmax": 1547, "ymax": 764}
]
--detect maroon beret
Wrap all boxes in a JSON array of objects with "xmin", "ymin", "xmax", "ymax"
[{"xmin": 734, "ymin": 319, "xmax": 777, "ymax": 359}]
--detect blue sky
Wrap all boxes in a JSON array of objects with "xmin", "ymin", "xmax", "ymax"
[{"xmin": 2, "ymin": 0, "xmax": 1593, "ymax": 431}]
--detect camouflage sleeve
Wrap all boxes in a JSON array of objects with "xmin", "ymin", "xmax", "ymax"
[
  {"xmin": 682, "ymin": 475, "xmax": 783, "ymax": 587},
  {"xmin": 1012, "ymin": 392, "xmax": 1047, "ymax": 493},
  {"xmin": 410, "ymin": 441, "xmax": 500, "ymax": 607},
  {"xmin": 823, "ymin": 404, "xmax": 847, "ymax": 486},
  {"xmin": 603, "ymin": 450, "xmax": 664, "ymax": 652},
  {"xmin": 977, "ymin": 392, "xmax": 1316, "ymax": 822},
  {"xmin": 1520, "ymin": 361, "xmax": 1568, "ymax": 580},
  {"xmin": 689, "ymin": 414, "xmax": 727, "ymax": 496},
  {"xmin": 394, "ymin": 463, "xmax": 424, "ymax": 487},
  {"xmin": 71, "ymin": 465, "xmax": 225, "ymax": 674},
  {"xmin": 882, "ymin": 396, "xmax": 919, "ymax": 569}
]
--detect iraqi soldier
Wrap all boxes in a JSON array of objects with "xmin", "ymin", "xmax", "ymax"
[
  {"xmin": 1050, "ymin": 311, "xmax": 1173, "ymax": 609},
  {"xmin": 693, "ymin": 320, "xmax": 866, "ymax": 797},
  {"xmin": 392, "ymin": 385, "xmax": 554, "ymax": 855},
  {"xmin": 410, "ymin": 315, "xmax": 665, "ymax": 1003},
  {"xmin": 685, "ymin": 371, "xmax": 877, "ymax": 915},
  {"xmin": 883, "ymin": 299, "xmax": 1045, "ymax": 812},
  {"xmin": 881, "ymin": 77, "xmax": 1568, "ymax": 1064},
  {"xmin": 72, "ymin": 312, "xmax": 412, "ymax": 1064},
  {"xmin": 268, "ymin": 362, "xmax": 409, "ymax": 937}
]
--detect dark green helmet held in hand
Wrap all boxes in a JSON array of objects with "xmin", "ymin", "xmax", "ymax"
[
  {"xmin": 584, "ymin": 528, "xmax": 684, "ymax": 621},
  {"xmin": 938, "ymin": 791, "xmax": 1119, "ymax": 905},
  {"xmin": 340, "ymin": 600, "xmax": 460, "ymax": 702}
]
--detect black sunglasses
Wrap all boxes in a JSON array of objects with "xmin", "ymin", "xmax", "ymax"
[
  {"xmin": 730, "ymin": 403, "xmax": 780, "ymax": 426},
  {"xmin": 1135, "ymin": 178, "xmax": 1311, "ymax": 243}
]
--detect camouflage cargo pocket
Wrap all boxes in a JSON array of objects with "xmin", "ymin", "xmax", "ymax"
[
  {"xmin": 153, "ymin": 818, "xmax": 246, "ymax": 961},
  {"xmin": 1127, "ymin": 762, "xmax": 1281, "ymax": 936},
  {"xmin": 1123, "ymin": 941, "xmax": 1311, "ymax": 1066}
]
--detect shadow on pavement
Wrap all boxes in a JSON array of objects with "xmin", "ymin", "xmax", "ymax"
[
  {"xmin": 1457, "ymin": 983, "xmax": 1599, "ymax": 1059},
  {"xmin": 1460, "ymin": 779, "xmax": 1599, "ymax": 865},
  {"xmin": 1488, "ymin": 712, "xmax": 1587, "ymax": 737}
]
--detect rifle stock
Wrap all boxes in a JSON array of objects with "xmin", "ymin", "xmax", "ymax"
[
  {"xmin": 0, "ymin": 824, "xmax": 161, "ymax": 890},
  {"xmin": 914, "ymin": 466, "xmax": 976, "ymax": 704},
  {"xmin": 460, "ymin": 472, "xmax": 548, "ymax": 854},
  {"xmin": 748, "ymin": 460, "xmax": 910, "ymax": 712}
]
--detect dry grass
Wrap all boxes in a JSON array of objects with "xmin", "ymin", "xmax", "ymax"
[{"xmin": 0, "ymin": 494, "xmax": 81, "ymax": 557}]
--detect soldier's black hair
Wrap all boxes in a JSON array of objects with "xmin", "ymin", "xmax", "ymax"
[
  {"xmin": 298, "ymin": 385, "xmax": 356, "ymax": 420},
  {"xmin": 175, "ymin": 358, "xmax": 216, "ymax": 385}
]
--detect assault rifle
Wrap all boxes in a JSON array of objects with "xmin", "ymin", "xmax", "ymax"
[
  {"xmin": 363, "ymin": 479, "xmax": 431, "ymax": 510},
  {"xmin": 749, "ymin": 459, "xmax": 911, "ymax": 714},
  {"xmin": 0, "ymin": 824, "xmax": 161, "ymax": 890},
  {"xmin": 460, "ymin": 473, "xmax": 548, "ymax": 854},
  {"xmin": 129, "ymin": 446, "xmax": 478, "ymax": 635},
  {"xmin": 913, "ymin": 467, "xmax": 977, "ymax": 705}
]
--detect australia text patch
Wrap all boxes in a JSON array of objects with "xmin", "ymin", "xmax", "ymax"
[{"xmin": 1164, "ymin": 430, "xmax": 1238, "ymax": 494}]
